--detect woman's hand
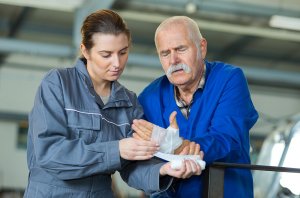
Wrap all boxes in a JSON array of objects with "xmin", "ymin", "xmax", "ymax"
[
  {"xmin": 159, "ymin": 160, "xmax": 202, "ymax": 178},
  {"xmin": 119, "ymin": 138, "xmax": 159, "ymax": 160}
]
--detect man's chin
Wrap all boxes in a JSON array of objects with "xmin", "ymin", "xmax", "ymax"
[{"xmin": 169, "ymin": 79, "xmax": 189, "ymax": 87}]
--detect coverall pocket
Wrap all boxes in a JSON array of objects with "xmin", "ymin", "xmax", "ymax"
[
  {"xmin": 66, "ymin": 109, "xmax": 101, "ymax": 144},
  {"xmin": 77, "ymin": 129, "xmax": 98, "ymax": 144}
]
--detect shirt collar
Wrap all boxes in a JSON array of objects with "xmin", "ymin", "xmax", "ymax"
[
  {"xmin": 75, "ymin": 58, "xmax": 93, "ymax": 88},
  {"xmin": 174, "ymin": 63, "xmax": 206, "ymax": 118},
  {"xmin": 174, "ymin": 63, "xmax": 206, "ymax": 98},
  {"xmin": 198, "ymin": 63, "xmax": 206, "ymax": 89}
]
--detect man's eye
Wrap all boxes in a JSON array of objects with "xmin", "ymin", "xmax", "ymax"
[
  {"xmin": 161, "ymin": 52, "xmax": 169, "ymax": 57},
  {"xmin": 177, "ymin": 47, "xmax": 187, "ymax": 52}
]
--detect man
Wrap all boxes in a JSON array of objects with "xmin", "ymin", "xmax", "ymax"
[{"xmin": 132, "ymin": 16, "xmax": 258, "ymax": 197}]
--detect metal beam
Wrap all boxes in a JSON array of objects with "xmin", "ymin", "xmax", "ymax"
[
  {"xmin": 0, "ymin": 111, "xmax": 27, "ymax": 122},
  {"xmin": 124, "ymin": 0, "xmax": 300, "ymax": 18},
  {"xmin": 213, "ymin": 36, "xmax": 257, "ymax": 62},
  {"xmin": 0, "ymin": 0, "xmax": 86, "ymax": 12},
  {"xmin": 119, "ymin": 11, "xmax": 300, "ymax": 42},
  {"xmin": 73, "ymin": 0, "xmax": 116, "ymax": 49},
  {"xmin": 198, "ymin": 0, "xmax": 300, "ymax": 18},
  {"xmin": 0, "ymin": 7, "xmax": 33, "ymax": 65},
  {"xmin": 1, "ymin": 38, "xmax": 300, "ymax": 89},
  {"xmin": 0, "ymin": 38, "xmax": 74, "ymax": 57}
]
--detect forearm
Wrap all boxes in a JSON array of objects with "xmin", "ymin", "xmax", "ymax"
[
  {"xmin": 120, "ymin": 158, "xmax": 172, "ymax": 195},
  {"xmin": 192, "ymin": 132, "xmax": 241, "ymax": 164}
]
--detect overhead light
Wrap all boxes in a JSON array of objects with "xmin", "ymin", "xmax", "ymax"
[
  {"xmin": 269, "ymin": 15, "xmax": 300, "ymax": 31},
  {"xmin": 185, "ymin": 2, "xmax": 197, "ymax": 14}
]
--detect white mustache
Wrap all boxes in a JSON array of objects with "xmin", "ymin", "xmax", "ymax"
[{"xmin": 166, "ymin": 63, "xmax": 191, "ymax": 77}]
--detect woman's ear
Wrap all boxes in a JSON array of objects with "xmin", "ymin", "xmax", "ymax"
[{"xmin": 80, "ymin": 44, "xmax": 89, "ymax": 60}]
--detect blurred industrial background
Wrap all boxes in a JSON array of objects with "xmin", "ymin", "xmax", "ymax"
[{"xmin": 0, "ymin": 0, "xmax": 299, "ymax": 197}]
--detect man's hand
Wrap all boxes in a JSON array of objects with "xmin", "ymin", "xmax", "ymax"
[
  {"xmin": 132, "ymin": 111, "xmax": 178, "ymax": 141},
  {"xmin": 132, "ymin": 119, "xmax": 153, "ymax": 141},
  {"xmin": 169, "ymin": 111, "xmax": 178, "ymax": 129},
  {"xmin": 159, "ymin": 160, "xmax": 202, "ymax": 178},
  {"xmin": 119, "ymin": 138, "xmax": 159, "ymax": 160},
  {"xmin": 174, "ymin": 140, "xmax": 201, "ymax": 155},
  {"xmin": 132, "ymin": 111, "xmax": 202, "ymax": 156}
]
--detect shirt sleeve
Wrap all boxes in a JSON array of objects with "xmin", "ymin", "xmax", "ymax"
[
  {"xmin": 192, "ymin": 68, "xmax": 258, "ymax": 164},
  {"xmin": 29, "ymin": 72, "xmax": 121, "ymax": 180}
]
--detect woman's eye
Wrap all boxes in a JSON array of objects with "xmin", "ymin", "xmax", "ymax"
[
  {"xmin": 101, "ymin": 53, "xmax": 111, "ymax": 58},
  {"xmin": 120, "ymin": 51, "xmax": 128, "ymax": 55}
]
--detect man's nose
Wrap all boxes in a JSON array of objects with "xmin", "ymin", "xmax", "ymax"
[{"xmin": 170, "ymin": 51, "xmax": 179, "ymax": 65}]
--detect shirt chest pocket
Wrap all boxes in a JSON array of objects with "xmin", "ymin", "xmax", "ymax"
[{"xmin": 66, "ymin": 110, "xmax": 101, "ymax": 144}]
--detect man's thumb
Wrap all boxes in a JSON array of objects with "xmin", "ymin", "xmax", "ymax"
[{"xmin": 169, "ymin": 111, "xmax": 178, "ymax": 129}]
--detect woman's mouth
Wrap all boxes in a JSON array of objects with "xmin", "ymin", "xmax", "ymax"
[{"xmin": 110, "ymin": 70, "xmax": 121, "ymax": 76}]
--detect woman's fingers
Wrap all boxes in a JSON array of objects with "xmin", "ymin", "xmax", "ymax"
[{"xmin": 119, "ymin": 138, "xmax": 159, "ymax": 160}]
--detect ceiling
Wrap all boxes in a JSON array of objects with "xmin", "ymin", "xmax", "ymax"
[{"xmin": 0, "ymin": 0, "xmax": 300, "ymax": 89}]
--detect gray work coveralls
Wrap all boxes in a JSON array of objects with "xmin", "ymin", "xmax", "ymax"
[{"xmin": 24, "ymin": 59, "xmax": 169, "ymax": 198}]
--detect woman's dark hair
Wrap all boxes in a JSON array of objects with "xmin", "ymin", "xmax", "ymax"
[{"xmin": 80, "ymin": 9, "xmax": 131, "ymax": 58}]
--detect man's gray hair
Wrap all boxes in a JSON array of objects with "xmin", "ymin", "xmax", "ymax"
[{"xmin": 154, "ymin": 16, "xmax": 203, "ymax": 48}]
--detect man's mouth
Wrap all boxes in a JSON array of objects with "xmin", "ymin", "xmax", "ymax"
[{"xmin": 173, "ymin": 68, "xmax": 183, "ymax": 73}]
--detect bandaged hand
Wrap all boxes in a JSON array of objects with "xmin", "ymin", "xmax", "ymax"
[
  {"xmin": 151, "ymin": 125, "xmax": 183, "ymax": 153},
  {"xmin": 133, "ymin": 112, "xmax": 180, "ymax": 153},
  {"xmin": 132, "ymin": 121, "xmax": 182, "ymax": 154},
  {"xmin": 132, "ymin": 111, "xmax": 179, "ymax": 141},
  {"xmin": 132, "ymin": 111, "xmax": 201, "ymax": 155}
]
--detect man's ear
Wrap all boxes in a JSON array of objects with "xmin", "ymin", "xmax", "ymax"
[
  {"xmin": 80, "ymin": 44, "xmax": 89, "ymax": 60},
  {"xmin": 200, "ymin": 38, "xmax": 207, "ymax": 59}
]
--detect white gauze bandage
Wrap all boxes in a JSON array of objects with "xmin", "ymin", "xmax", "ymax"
[
  {"xmin": 154, "ymin": 152, "xmax": 206, "ymax": 170},
  {"xmin": 151, "ymin": 125, "xmax": 183, "ymax": 154}
]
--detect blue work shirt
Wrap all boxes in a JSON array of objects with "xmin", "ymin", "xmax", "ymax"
[
  {"xmin": 139, "ymin": 61, "xmax": 258, "ymax": 198},
  {"xmin": 24, "ymin": 59, "xmax": 169, "ymax": 198}
]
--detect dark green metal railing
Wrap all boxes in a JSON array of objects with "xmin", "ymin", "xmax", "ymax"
[{"xmin": 203, "ymin": 162, "xmax": 300, "ymax": 198}]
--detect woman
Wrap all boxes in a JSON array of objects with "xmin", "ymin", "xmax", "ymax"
[{"xmin": 24, "ymin": 9, "xmax": 200, "ymax": 198}]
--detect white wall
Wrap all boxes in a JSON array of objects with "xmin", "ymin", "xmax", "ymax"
[
  {"xmin": 251, "ymin": 86, "xmax": 300, "ymax": 136},
  {"xmin": 0, "ymin": 68, "xmax": 42, "ymax": 113},
  {"xmin": 0, "ymin": 121, "xmax": 27, "ymax": 189}
]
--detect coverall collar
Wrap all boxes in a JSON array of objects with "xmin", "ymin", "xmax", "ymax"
[{"xmin": 75, "ymin": 58, "xmax": 133, "ymax": 108}]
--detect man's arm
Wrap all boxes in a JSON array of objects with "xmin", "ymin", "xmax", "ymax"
[{"xmin": 191, "ymin": 68, "xmax": 258, "ymax": 164}]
